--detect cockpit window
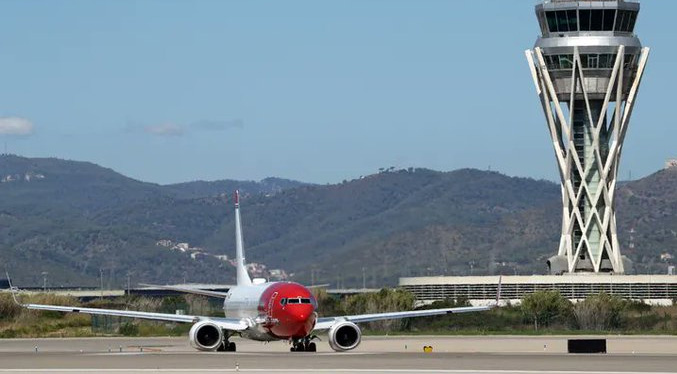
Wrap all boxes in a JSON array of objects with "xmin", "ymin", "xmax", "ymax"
[{"xmin": 284, "ymin": 297, "xmax": 314, "ymax": 305}]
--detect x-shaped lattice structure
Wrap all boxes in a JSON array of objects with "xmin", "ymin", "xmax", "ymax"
[{"xmin": 526, "ymin": 46, "xmax": 649, "ymax": 273}]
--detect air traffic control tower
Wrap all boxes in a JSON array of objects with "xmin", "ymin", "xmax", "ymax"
[{"xmin": 525, "ymin": 1, "xmax": 649, "ymax": 275}]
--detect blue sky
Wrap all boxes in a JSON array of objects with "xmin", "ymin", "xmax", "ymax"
[{"xmin": 0, "ymin": 0, "xmax": 673, "ymax": 184}]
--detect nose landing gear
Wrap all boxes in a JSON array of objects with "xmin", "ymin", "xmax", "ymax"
[{"xmin": 290, "ymin": 336, "xmax": 317, "ymax": 352}]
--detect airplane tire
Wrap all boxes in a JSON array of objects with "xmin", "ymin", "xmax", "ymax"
[
  {"xmin": 307, "ymin": 342, "xmax": 317, "ymax": 352},
  {"xmin": 228, "ymin": 342, "xmax": 236, "ymax": 352}
]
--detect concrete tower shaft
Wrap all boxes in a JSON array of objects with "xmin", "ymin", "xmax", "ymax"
[{"xmin": 525, "ymin": 0, "xmax": 649, "ymax": 274}]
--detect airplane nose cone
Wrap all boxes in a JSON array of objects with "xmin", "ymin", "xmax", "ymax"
[{"xmin": 290, "ymin": 306, "xmax": 314, "ymax": 322}]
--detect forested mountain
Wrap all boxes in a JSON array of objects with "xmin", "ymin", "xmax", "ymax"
[
  {"xmin": 164, "ymin": 178, "xmax": 308, "ymax": 200},
  {"xmin": 1, "ymin": 154, "xmax": 675, "ymax": 288},
  {"xmin": 0, "ymin": 155, "xmax": 305, "ymax": 286}
]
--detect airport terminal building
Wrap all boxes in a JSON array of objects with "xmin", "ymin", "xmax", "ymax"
[{"xmin": 399, "ymin": 275, "xmax": 677, "ymax": 306}]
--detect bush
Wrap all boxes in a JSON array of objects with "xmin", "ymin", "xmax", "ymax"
[
  {"xmin": 342, "ymin": 289, "xmax": 415, "ymax": 331},
  {"xmin": 520, "ymin": 291, "xmax": 573, "ymax": 330},
  {"xmin": 0, "ymin": 294, "xmax": 22, "ymax": 321},
  {"xmin": 574, "ymin": 293, "xmax": 626, "ymax": 331},
  {"xmin": 119, "ymin": 322, "xmax": 139, "ymax": 336}
]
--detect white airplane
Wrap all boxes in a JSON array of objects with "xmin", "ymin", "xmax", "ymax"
[{"xmin": 9, "ymin": 191, "xmax": 499, "ymax": 352}]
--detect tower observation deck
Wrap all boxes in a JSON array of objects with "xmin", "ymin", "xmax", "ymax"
[{"xmin": 525, "ymin": 0, "xmax": 650, "ymax": 275}]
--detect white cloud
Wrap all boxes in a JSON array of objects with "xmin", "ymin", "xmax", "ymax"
[
  {"xmin": 0, "ymin": 117, "xmax": 34, "ymax": 136},
  {"xmin": 190, "ymin": 119, "xmax": 244, "ymax": 131},
  {"xmin": 132, "ymin": 119, "xmax": 243, "ymax": 137},
  {"xmin": 144, "ymin": 123, "xmax": 184, "ymax": 136}
]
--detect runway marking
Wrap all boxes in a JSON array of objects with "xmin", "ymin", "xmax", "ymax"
[
  {"xmin": 0, "ymin": 370, "xmax": 676, "ymax": 373},
  {"xmin": 85, "ymin": 351, "xmax": 378, "ymax": 356}
]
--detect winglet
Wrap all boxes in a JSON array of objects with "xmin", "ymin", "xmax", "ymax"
[
  {"xmin": 5, "ymin": 271, "xmax": 22, "ymax": 306},
  {"xmin": 495, "ymin": 275, "xmax": 503, "ymax": 307}
]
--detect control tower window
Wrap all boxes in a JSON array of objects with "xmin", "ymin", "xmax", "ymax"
[
  {"xmin": 616, "ymin": 10, "xmax": 638, "ymax": 33},
  {"xmin": 603, "ymin": 9, "xmax": 616, "ymax": 31},
  {"xmin": 558, "ymin": 55, "xmax": 573, "ymax": 70},
  {"xmin": 615, "ymin": 10, "xmax": 627, "ymax": 31},
  {"xmin": 585, "ymin": 55, "xmax": 599, "ymax": 69},
  {"xmin": 627, "ymin": 11, "xmax": 638, "ymax": 32},
  {"xmin": 556, "ymin": 11, "xmax": 569, "ymax": 32},
  {"xmin": 546, "ymin": 10, "xmax": 579, "ymax": 33},
  {"xmin": 598, "ymin": 54, "xmax": 613, "ymax": 69},
  {"xmin": 567, "ymin": 10, "xmax": 578, "ymax": 31},
  {"xmin": 546, "ymin": 11, "xmax": 558, "ymax": 32},
  {"xmin": 590, "ymin": 9, "xmax": 604, "ymax": 31},
  {"xmin": 579, "ymin": 10, "xmax": 591, "ymax": 31}
]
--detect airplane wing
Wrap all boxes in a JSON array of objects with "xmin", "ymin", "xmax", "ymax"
[
  {"xmin": 22, "ymin": 303, "xmax": 249, "ymax": 331},
  {"xmin": 313, "ymin": 305, "xmax": 493, "ymax": 331},
  {"xmin": 5, "ymin": 275, "xmax": 246, "ymax": 331},
  {"xmin": 138, "ymin": 283, "xmax": 230, "ymax": 298},
  {"xmin": 314, "ymin": 276, "xmax": 502, "ymax": 331}
]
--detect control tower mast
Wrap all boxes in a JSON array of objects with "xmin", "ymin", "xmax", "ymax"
[{"xmin": 525, "ymin": 0, "xmax": 649, "ymax": 274}]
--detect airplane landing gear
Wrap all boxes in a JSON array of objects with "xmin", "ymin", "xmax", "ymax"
[
  {"xmin": 290, "ymin": 336, "xmax": 317, "ymax": 352},
  {"xmin": 217, "ymin": 339, "xmax": 237, "ymax": 352}
]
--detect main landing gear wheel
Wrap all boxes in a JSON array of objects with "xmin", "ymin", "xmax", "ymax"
[
  {"xmin": 217, "ymin": 341, "xmax": 236, "ymax": 352},
  {"xmin": 290, "ymin": 338, "xmax": 317, "ymax": 352}
]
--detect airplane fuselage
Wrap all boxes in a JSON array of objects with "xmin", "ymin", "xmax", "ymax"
[{"xmin": 223, "ymin": 281, "xmax": 317, "ymax": 341}]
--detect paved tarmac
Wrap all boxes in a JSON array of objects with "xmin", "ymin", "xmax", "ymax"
[{"xmin": 0, "ymin": 335, "xmax": 676, "ymax": 373}]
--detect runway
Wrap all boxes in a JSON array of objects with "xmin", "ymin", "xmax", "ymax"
[{"xmin": 0, "ymin": 336, "xmax": 676, "ymax": 374}]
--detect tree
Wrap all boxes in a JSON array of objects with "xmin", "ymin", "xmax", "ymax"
[
  {"xmin": 573, "ymin": 292, "xmax": 626, "ymax": 331},
  {"xmin": 342, "ymin": 289, "xmax": 415, "ymax": 331},
  {"xmin": 520, "ymin": 290, "xmax": 572, "ymax": 330}
]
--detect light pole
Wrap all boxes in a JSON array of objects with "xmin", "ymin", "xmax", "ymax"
[
  {"xmin": 99, "ymin": 268, "xmax": 104, "ymax": 299},
  {"xmin": 41, "ymin": 271, "xmax": 48, "ymax": 292},
  {"xmin": 126, "ymin": 271, "xmax": 131, "ymax": 296}
]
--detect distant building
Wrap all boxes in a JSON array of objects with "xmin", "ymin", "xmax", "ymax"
[
  {"xmin": 156, "ymin": 239, "xmax": 173, "ymax": 247},
  {"xmin": 190, "ymin": 252, "xmax": 205, "ymax": 260},
  {"xmin": 400, "ymin": 275, "xmax": 677, "ymax": 306},
  {"xmin": 269, "ymin": 269, "xmax": 289, "ymax": 281},
  {"xmin": 665, "ymin": 159, "xmax": 677, "ymax": 169}
]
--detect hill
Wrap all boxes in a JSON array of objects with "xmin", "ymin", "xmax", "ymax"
[
  {"xmin": 0, "ymin": 155, "xmax": 305, "ymax": 286},
  {"xmin": 164, "ymin": 178, "xmax": 308, "ymax": 200},
  {"xmin": 1, "ymin": 154, "xmax": 676, "ymax": 287}
]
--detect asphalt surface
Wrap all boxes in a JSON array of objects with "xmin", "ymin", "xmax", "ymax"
[{"xmin": 0, "ymin": 336, "xmax": 676, "ymax": 373}]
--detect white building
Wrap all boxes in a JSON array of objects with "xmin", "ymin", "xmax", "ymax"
[
  {"xmin": 400, "ymin": 275, "xmax": 677, "ymax": 306},
  {"xmin": 665, "ymin": 159, "xmax": 677, "ymax": 169}
]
